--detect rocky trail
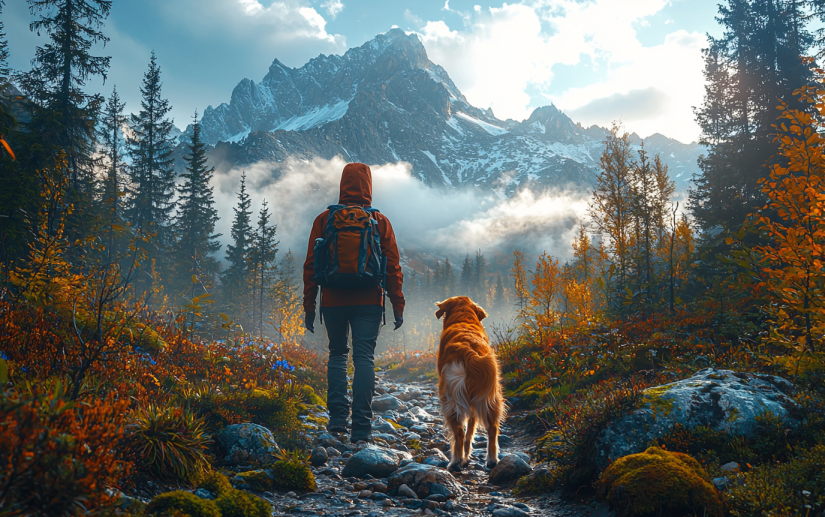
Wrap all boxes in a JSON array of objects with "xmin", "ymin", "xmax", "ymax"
[{"xmin": 260, "ymin": 370, "xmax": 611, "ymax": 517}]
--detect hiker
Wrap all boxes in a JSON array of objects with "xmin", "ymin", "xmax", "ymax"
[{"xmin": 303, "ymin": 162, "xmax": 405, "ymax": 444}]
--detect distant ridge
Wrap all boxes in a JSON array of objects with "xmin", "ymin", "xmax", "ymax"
[{"xmin": 182, "ymin": 28, "xmax": 702, "ymax": 195}]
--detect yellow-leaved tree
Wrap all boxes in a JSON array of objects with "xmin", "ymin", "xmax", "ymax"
[{"xmin": 743, "ymin": 66, "xmax": 825, "ymax": 374}]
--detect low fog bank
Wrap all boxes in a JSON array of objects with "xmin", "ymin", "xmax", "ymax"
[
  {"xmin": 211, "ymin": 156, "xmax": 590, "ymax": 352},
  {"xmin": 212, "ymin": 156, "xmax": 589, "ymax": 261}
]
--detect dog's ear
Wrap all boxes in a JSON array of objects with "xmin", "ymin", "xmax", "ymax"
[
  {"xmin": 474, "ymin": 303, "xmax": 488, "ymax": 321},
  {"xmin": 435, "ymin": 299, "xmax": 450, "ymax": 320}
]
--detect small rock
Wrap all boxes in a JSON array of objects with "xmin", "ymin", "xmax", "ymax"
[
  {"xmin": 192, "ymin": 488, "xmax": 214, "ymax": 500},
  {"xmin": 354, "ymin": 482, "xmax": 369, "ymax": 490},
  {"xmin": 398, "ymin": 483, "xmax": 418, "ymax": 499},
  {"xmin": 388, "ymin": 463, "xmax": 462, "ymax": 499},
  {"xmin": 326, "ymin": 447, "xmax": 341, "ymax": 457},
  {"xmin": 216, "ymin": 423, "xmax": 279, "ymax": 466},
  {"xmin": 513, "ymin": 502, "xmax": 530, "ymax": 510},
  {"xmin": 358, "ymin": 490, "xmax": 373, "ymax": 498},
  {"xmin": 372, "ymin": 492, "xmax": 390, "ymax": 501},
  {"xmin": 372, "ymin": 418, "xmax": 397, "ymax": 434},
  {"xmin": 368, "ymin": 482, "xmax": 388, "ymax": 493},
  {"xmin": 498, "ymin": 435, "xmax": 513, "ymax": 446},
  {"xmin": 342, "ymin": 445, "xmax": 400, "ymax": 478},
  {"xmin": 318, "ymin": 432, "xmax": 345, "ymax": 448},
  {"xmin": 425, "ymin": 494, "xmax": 447, "ymax": 502},
  {"xmin": 381, "ymin": 498, "xmax": 394, "ymax": 507},
  {"xmin": 489, "ymin": 454, "xmax": 533, "ymax": 484},
  {"xmin": 285, "ymin": 491, "xmax": 298, "ymax": 498},
  {"xmin": 373, "ymin": 395, "xmax": 405, "ymax": 412},
  {"xmin": 492, "ymin": 507, "xmax": 530, "ymax": 517},
  {"xmin": 310, "ymin": 447, "xmax": 328, "ymax": 467},
  {"xmin": 713, "ymin": 477, "xmax": 729, "ymax": 490},
  {"xmin": 720, "ymin": 461, "xmax": 739, "ymax": 473}
]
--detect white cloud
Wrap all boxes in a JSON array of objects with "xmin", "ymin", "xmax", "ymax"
[
  {"xmin": 212, "ymin": 157, "xmax": 585, "ymax": 260},
  {"xmin": 321, "ymin": 0, "xmax": 345, "ymax": 19},
  {"xmin": 556, "ymin": 30, "xmax": 707, "ymax": 143},
  {"xmin": 417, "ymin": 0, "xmax": 706, "ymax": 142}
]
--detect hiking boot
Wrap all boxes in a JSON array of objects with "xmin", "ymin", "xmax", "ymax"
[
  {"xmin": 327, "ymin": 422, "xmax": 348, "ymax": 434},
  {"xmin": 350, "ymin": 434, "xmax": 373, "ymax": 445}
]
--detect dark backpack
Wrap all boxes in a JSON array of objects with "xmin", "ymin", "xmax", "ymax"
[{"xmin": 313, "ymin": 204, "xmax": 387, "ymax": 290}]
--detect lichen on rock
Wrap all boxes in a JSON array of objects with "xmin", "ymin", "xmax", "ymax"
[{"xmin": 593, "ymin": 368, "xmax": 797, "ymax": 469}]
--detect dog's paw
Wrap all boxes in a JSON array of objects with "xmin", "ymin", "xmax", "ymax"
[
  {"xmin": 485, "ymin": 458, "xmax": 498, "ymax": 469},
  {"xmin": 447, "ymin": 461, "xmax": 463, "ymax": 473}
]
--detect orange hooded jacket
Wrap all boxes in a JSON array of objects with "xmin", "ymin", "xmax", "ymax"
[{"xmin": 302, "ymin": 163, "xmax": 405, "ymax": 315}]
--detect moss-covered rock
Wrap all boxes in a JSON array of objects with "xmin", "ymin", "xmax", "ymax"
[
  {"xmin": 301, "ymin": 385, "xmax": 325, "ymax": 407},
  {"xmin": 215, "ymin": 489, "xmax": 271, "ymax": 517},
  {"xmin": 234, "ymin": 460, "xmax": 316, "ymax": 492},
  {"xmin": 146, "ymin": 491, "xmax": 220, "ymax": 517},
  {"xmin": 596, "ymin": 447, "xmax": 723, "ymax": 517},
  {"xmin": 195, "ymin": 471, "xmax": 233, "ymax": 497}
]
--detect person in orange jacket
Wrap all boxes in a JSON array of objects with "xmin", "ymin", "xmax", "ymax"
[{"xmin": 303, "ymin": 162, "xmax": 405, "ymax": 443}]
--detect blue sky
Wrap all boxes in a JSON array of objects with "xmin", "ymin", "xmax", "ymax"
[{"xmin": 5, "ymin": 0, "xmax": 725, "ymax": 143}]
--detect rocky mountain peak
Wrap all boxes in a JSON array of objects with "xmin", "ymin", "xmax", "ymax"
[{"xmin": 184, "ymin": 29, "xmax": 703, "ymax": 196}]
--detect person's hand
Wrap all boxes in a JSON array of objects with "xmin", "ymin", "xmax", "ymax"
[
  {"xmin": 393, "ymin": 310, "xmax": 403, "ymax": 331},
  {"xmin": 305, "ymin": 311, "xmax": 315, "ymax": 333}
]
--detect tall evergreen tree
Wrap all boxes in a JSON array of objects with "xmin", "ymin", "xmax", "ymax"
[
  {"xmin": 249, "ymin": 200, "xmax": 278, "ymax": 338},
  {"xmin": 17, "ymin": 0, "xmax": 112, "ymax": 186},
  {"xmin": 223, "ymin": 171, "xmax": 254, "ymax": 318},
  {"xmin": 460, "ymin": 254, "xmax": 473, "ymax": 292},
  {"xmin": 473, "ymin": 250, "xmax": 487, "ymax": 300},
  {"xmin": 126, "ymin": 52, "xmax": 177, "ymax": 258},
  {"xmin": 690, "ymin": 0, "xmax": 812, "ymax": 236},
  {"xmin": 173, "ymin": 112, "xmax": 221, "ymax": 298},
  {"xmin": 97, "ymin": 86, "xmax": 126, "ymax": 231}
]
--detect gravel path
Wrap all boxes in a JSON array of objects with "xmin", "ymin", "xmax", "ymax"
[{"xmin": 272, "ymin": 371, "xmax": 612, "ymax": 517}]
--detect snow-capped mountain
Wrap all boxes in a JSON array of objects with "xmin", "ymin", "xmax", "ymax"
[{"xmin": 185, "ymin": 28, "xmax": 702, "ymax": 195}]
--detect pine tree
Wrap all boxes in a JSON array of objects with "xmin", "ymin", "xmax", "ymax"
[
  {"xmin": 0, "ymin": 0, "xmax": 9, "ymax": 83},
  {"xmin": 17, "ymin": 0, "xmax": 112, "ymax": 186},
  {"xmin": 473, "ymin": 250, "xmax": 487, "ymax": 302},
  {"xmin": 223, "ymin": 171, "xmax": 253, "ymax": 318},
  {"xmin": 249, "ymin": 200, "xmax": 278, "ymax": 338},
  {"xmin": 691, "ymin": 0, "xmax": 812, "ymax": 238},
  {"xmin": 126, "ymin": 52, "xmax": 177, "ymax": 246},
  {"xmin": 460, "ymin": 254, "xmax": 473, "ymax": 293},
  {"xmin": 97, "ymin": 86, "xmax": 126, "ymax": 232},
  {"xmin": 494, "ymin": 273, "xmax": 506, "ymax": 311},
  {"xmin": 173, "ymin": 112, "xmax": 221, "ymax": 299}
]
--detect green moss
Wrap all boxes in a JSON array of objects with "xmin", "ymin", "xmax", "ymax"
[
  {"xmin": 236, "ymin": 460, "xmax": 316, "ymax": 492},
  {"xmin": 596, "ymin": 447, "xmax": 723, "ymax": 517},
  {"xmin": 195, "ymin": 471, "xmax": 233, "ymax": 497},
  {"xmin": 300, "ymin": 385, "xmax": 325, "ymax": 407},
  {"xmin": 146, "ymin": 491, "xmax": 220, "ymax": 517},
  {"xmin": 215, "ymin": 489, "xmax": 271, "ymax": 517},
  {"xmin": 235, "ymin": 470, "xmax": 275, "ymax": 492},
  {"xmin": 270, "ymin": 460, "xmax": 316, "ymax": 492},
  {"xmin": 406, "ymin": 439, "xmax": 422, "ymax": 451}
]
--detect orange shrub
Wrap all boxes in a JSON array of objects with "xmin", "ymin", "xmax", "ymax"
[{"xmin": 0, "ymin": 383, "xmax": 130, "ymax": 516}]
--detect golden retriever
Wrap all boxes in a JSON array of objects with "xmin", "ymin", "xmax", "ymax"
[{"xmin": 435, "ymin": 296, "xmax": 505, "ymax": 471}]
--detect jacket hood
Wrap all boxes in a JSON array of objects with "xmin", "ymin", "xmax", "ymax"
[{"xmin": 338, "ymin": 162, "xmax": 372, "ymax": 206}]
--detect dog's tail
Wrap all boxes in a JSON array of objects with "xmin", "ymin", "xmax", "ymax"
[{"xmin": 464, "ymin": 349, "xmax": 500, "ymax": 403}]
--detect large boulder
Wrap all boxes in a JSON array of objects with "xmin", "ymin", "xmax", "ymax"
[
  {"xmin": 388, "ymin": 463, "xmax": 463, "ymax": 499},
  {"xmin": 341, "ymin": 445, "xmax": 400, "ymax": 478},
  {"xmin": 594, "ymin": 368, "xmax": 797, "ymax": 470},
  {"xmin": 216, "ymin": 423, "xmax": 279, "ymax": 466},
  {"xmin": 489, "ymin": 454, "xmax": 532, "ymax": 484}
]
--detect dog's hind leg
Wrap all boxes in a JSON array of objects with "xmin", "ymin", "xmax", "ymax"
[
  {"xmin": 462, "ymin": 415, "xmax": 477, "ymax": 467},
  {"xmin": 482, "ymin": 403, "xmax": 503, "ymax": 469},
  {"xmin": 445, "ymin": 413, "xmax": 466, "ymax": 472}
]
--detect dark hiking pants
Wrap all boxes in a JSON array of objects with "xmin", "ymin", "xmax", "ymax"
[{"xmin": 322, "ymin": 304, "xmax": 382, "ymax": 440}]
